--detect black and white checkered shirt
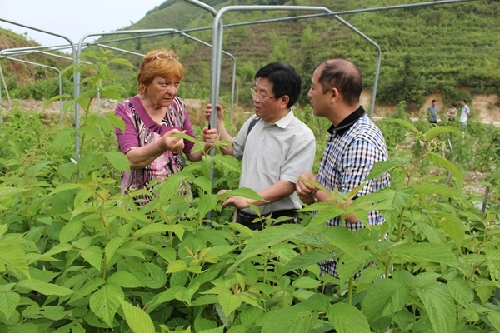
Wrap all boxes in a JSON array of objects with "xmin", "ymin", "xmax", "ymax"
[{"xmin": 317, "ymin": 106, "xmax": 390, "ymax": 277}]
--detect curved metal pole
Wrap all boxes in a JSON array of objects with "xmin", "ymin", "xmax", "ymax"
[
  {"xmin": 333, "ymin": 16, "xmax": 381, "ymax": 118},
  {"xmin": 182, "ymin": 0, "xmax": 217, "ymax": 16}
]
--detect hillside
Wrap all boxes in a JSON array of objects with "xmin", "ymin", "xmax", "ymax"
[{"xmin": 1, "ymin": 0, "xmax": 499, "ymax": 111}]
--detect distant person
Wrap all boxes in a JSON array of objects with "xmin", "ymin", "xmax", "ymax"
[
  {"xmin": 460, "ymin": 99, "xmax": 471, "ymax": 126},
  {"xmin": 446, "ymin": 102, "xmax": 458, "ymax": 122},
  {"xmin": 427, "ymin": 99, "xmax": 438, "ymax": 124},
  {"xmin": 204, "ymin": 62, "xmax": 316, "ymax": 230},
  {"xmin": 296, "ymin": 58, "xmax": 390, "ymax": 278},
  {"xmin": 114, "ymin": 49, "xmax": 216, "ymax": 206}
]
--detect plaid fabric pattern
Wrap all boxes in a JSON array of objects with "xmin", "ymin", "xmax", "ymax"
[{"xmin": 317, "ymin": 111, "xmax": 390, "ymax": 277}]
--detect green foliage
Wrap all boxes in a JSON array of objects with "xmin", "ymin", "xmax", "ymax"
[{"xmin": 1, "ymin": 44, "xmax": 500, "ymax": 333}]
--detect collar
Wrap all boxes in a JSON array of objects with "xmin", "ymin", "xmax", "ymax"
[
  {"xmin": 265, "ymin": 109, "xmax": 294, "ymax": 129},
  {"xmin": 327, "ymin": 106, "xmax": 365, "ymax": 136}
]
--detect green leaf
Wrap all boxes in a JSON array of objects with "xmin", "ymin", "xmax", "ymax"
[
  {"xmin": 105, "ymin": 151, "xmax": 130, "ymax": 171},
  {"xmin": 302, "ymin": 202, "xmax": 344, "ymax": 227},
  {"xmin": 119, "ymin": 299, "xmax": 156, "ymax": 333},
  {"xmin": 0, "ymin": 290, "xmax": 20, "ymax": 318},
  {"xmin": 217, "ymin": 187, "xmax": 264, "ymax": 202},
  {"xmin": 8, "ymin": 323, "xmax": 39, "ymax": 333},
  {"xmin": 424, "ymin": 126, "xmax": 461, "ymax": 141},
  {"xmin": 260, "ymin": 307, "xmax": 316, "ymax": 333},
  {"xmin": 365, "ymin": 158, "xmax": 407, "ymax": 181},
  {"xmin": 107, "ymin": 112, "xmax": 126, "ymax": 132},
  {"xmin": 414, "ymin": 183, "xmax": 462, "ymax": 198},
  {"xmin": 226, "ymin": 224, "xmax": 304, "ymax": 275},
  {"xmin": 166, "ymin": 260, "xmax": 188, "ymax": 273},
  {"xmin": 78, "ymin": 125, "xmax": 104, "ymax": 139},
  {"xmin": 89, "ymin": 283, "xmax": 124, "ymax": 327},
  {"xmin": 217, "ymin": 293, "xmax": 242, "ymax": 317},
  {"xmin": 105, "ymin": 237, "xmax": 124, "ymax": 264},
  {"xmin": 59, "ymin": 220, "xmax": 82, "ymax": 244},
  {"xmin": 384, "ymin": 118, "xmax": 419, "ymax": 134},
  {"xmin": 416, "ymin": 283, "xmax": 456, "ymax": 333},
  {"xmin": 426, "ymin": 152, "xmax": 463, "ymax": 188},
  {"xmin": 77, "ymin": 153, "xmax": 95, "ymax": 176},
  {"xmin": 0, "ymin": 238, "xmax": 30, "ymax": 278},
  {"xmin": 197, "ymin": 194, "xmax": 218, "ymax": 219},
  {"xmin": 487, "ymin": 311, "xmax": 500, "ymax": 333},
  {"xmin": 362, "ymin": 278, "xmax": 408, "ymax": 323},
  {"xmin": 322, "ymin": 226, "xmax": 363, "ymax": 261},
  {"xmin": 281, "ymin": 250, "xmax": 333, "ymax": 274},
  {"xmin": 159, "ymin": 172, "xmax": 188, "ymax": 201},
  {"xmin": 389, "ymin": 242, "xmax": 457, "ymax": 265},
  {"xmin": 108, "ymin": 271, "xmax": 143, "ymax": 288},
  {"xmin": 52, "ymin": 128, "xmax": 76, "ymax": 152},
  {"xmin": 437, "ymin": 212, "xmax": 466, "ymax": 247},
  {"xmin": 69, "ymin": 278, "xmax": 105, "ymax": 304},
  {"xmin": 292, "ymin": 277, "xmax": 321, "ymax": 289},
  {"xmin": 328, "ymin": 302, "xmax": 370, "ymax": 333},
  {"xmin": 133, "ymin": 224, "xmax": 184, "ymax": 239},
  {"xmin": 81, "ymin": 246, "xmax": 103, "ymax": 271},
  {"xmin": 192, "ymin": 176, "xmax": 213, "ymax": 193},
  {"xmin": 17, "ymin": 279, "xmax": 72, "ymax": 296},
  {"xmin": 447, "ymin": 279, "xmax": 473, "ymax": 305},
  {"xmin": 170, "ymin": 131, "xmax": 197, "ymax": 143},
  {"xmin": 26, "ymin": 161, "xmax": 53, "ymax": 177}
]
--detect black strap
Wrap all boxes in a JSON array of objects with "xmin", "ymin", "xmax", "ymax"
[{"xmin": 247, "ymin": 116, "xmax": 261, "ymax": 135}]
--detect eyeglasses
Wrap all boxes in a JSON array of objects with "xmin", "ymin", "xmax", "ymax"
[
  {"xmin": 150, "ymin": 52, "xmax": 179, "ymax": 62},
  {"xmin": 251, "ymin": 87, "xmax": 276, "ymax": 102}
]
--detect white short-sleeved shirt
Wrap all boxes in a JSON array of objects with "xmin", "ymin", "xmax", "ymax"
[{"xmin": 233, "ymin": 111, "xmax": 316, "ymax": 215}]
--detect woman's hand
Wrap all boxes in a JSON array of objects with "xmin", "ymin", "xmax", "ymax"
[{"xmin": 161, "ymin": 129, "xmax": 185, "ymax": 153}]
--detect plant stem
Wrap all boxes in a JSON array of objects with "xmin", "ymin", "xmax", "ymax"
[{"xmin": 347, "ymin": 277, "xmax": 353, "ymax": 305}]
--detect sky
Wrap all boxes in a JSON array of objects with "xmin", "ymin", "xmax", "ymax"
[{"xmin": 0, "ymin": 0, "xmax": 167, "ymax": 48}]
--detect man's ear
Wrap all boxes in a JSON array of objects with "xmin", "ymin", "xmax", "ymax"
[
  {"xmin": 280, "ymin": 95, "xmax": 290, "ymax": 108},
  {"xmin": 331, "ymin": 87, "xmax": 339, "ymax": 103}
]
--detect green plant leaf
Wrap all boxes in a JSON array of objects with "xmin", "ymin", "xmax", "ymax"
[
  {"xmin": 192, "ymin": 176, "xmax": 212, "ymax": 193},
  {"xmin": 362, "ymin": 278, "xmax": 408, "ymax": 323},
  {"xmin": 81, "ymin": 246, "xmax": 103, "ymax": 271},
  {"xmin": 416, "ymin": 283, "xmax": 456, "ymax": 333},
  {"xmin": 384, "ymin": 118, "xmax": 419, "ymax": 134},
  {"xmin": 447, "ymin": 279, "xmax": 473, "ymax": 305},
  {"xmin": 108, "ymin": 271, "xmax": 143, "ymax": 288},
  {"xmin": 487, "ymin": 311, "xmax": 500, "ymax": 333},
  {"xmin": 0, "ymin": 290, "xmax": 20, "ymax": 319},
  {"xmin": 119, "ymin": 299, "xmax": 156, "ymax": 333},
  {"xmin": 292, "ymin": 277, "xmax": 321, "ymax": 289},
  {"xmin": 17, "ymin": 279, "xmax": 72, "ymax": 296},
  {"xmin": 426, "ymin": 152, "xmax": 463, "ymax": 188},
  {"xmin": 0, "ymin": 238, "xmax": 30, "ymax": 279},
  {"xmin": 322, "ymin": 226, "xmax": 363, "ymax": 261},
  {"xmin": 89, "ymin": 283, "xmax": 124, "ymax": 327},
  {"xmin": 26, "ymin": 161, "xmax": 53, "ymax": 177},
  {"xmin": 389, "ymin": 242, "xmax": 457, "ymax": 266},
  {"xmin": 302, "ymin": 202, "xmax": 344, "ymax": 227},
  {"xmin": 105, "ymin": 237, "xmax": 124, "ymax": 264},
  {"xmin": 226, "ymin": 224, "xmax": 304, "ymax": 275},
  {"xmin": 365, "ymin": 158, "xmax": 408, "ymax": 181},
  {"xmin": 197, "ymin": 194, "xmax": 218, "ymax": 219},
  {"xmin": 59, "ymin": 220, "xmax": 82, "ymax": 244},
  {"xmin": 281, "ymin": 250, "xmax": 332, "ymax": 274},
  {"xmin": 69, "ymin": 278, "xmax": 105, "ymax": 304},
  {"xmin": 105, "ymin": 151, "xmax": 130, "ymax": 171},
  {"xmin": 217, "ymin": 293, "xmax": 242, "ymax": 318},
  {"xmin": 424, "ymin": 126, "xmax": 461, "ymax": 141},
  {"xmin": 414, "ymin": 183, "xmax": 462, "ymax": 198},
  {"xmin": 328, "ymin": 302, "xmax": 370, "ymax": 333},
  {"xmin": 436, "ymin": 212, "xmax": 466, "ymax": 247},
  {"xmin": 133, "ymin": 224, "xmax": 184, "ymax": 239},
  {"xmin": 260, "ymin": 305, "xmax": 316, "ymax": 333}
]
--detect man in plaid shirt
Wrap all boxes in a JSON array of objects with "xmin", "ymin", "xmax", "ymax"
[{"xmin": 297, "ymin": 58, "xmax": 390, "ymax": 277}]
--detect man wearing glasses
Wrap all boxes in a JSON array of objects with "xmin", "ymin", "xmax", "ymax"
[{"xmin": 205, "ymin": 62, "xmax": 316, "ymax": 230}]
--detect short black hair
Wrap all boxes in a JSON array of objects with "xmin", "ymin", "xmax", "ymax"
[
  {"xmin": 432, "ymin": 99, "xmax": 437, "ymax": 103},
  {"xmin": 317, "ymin": 59, "xmax": 362, "ymax": 106},
  {"xmin": 462, "ymin": 99, "xmax": 467, "ymax": 104},
  {"xmin": 255, "ymin": 62, "xmax": 301, "ymax": 108}
]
